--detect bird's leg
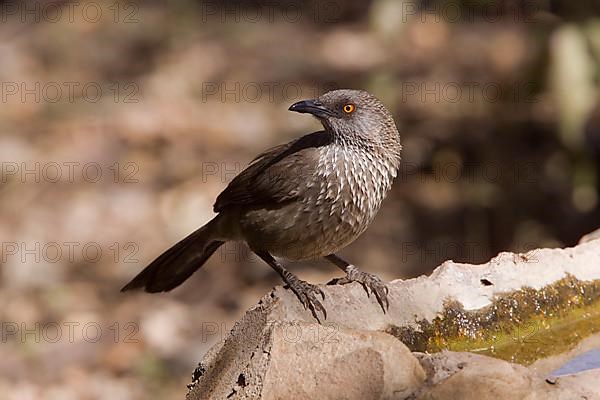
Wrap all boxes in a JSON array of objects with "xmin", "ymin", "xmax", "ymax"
[
  {"xmin": 325, "ymin": 254, "xmax": 389, "ymax": 312},
  {"xmin": 254, "ymin": 250, "xmax": 326, "ymax": 322}
]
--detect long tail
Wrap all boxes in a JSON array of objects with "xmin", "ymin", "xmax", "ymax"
[{"xmin": 121, "ymin": 218, "xmax": 225, "ymax": 293}]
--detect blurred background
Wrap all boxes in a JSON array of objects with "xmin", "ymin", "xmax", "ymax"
[{"xmin": 0, "ymin": 0, "xmax": 599, "ymax": 398}]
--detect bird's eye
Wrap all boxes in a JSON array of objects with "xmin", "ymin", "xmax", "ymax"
[{"xmin": 342, "ymin": 104, "xmax": 355, "ymax": 114}]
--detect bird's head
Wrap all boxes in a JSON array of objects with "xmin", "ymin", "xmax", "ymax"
[{"xmin": 289, "ymin": 89, "xmax": 400, "ymax": 148}]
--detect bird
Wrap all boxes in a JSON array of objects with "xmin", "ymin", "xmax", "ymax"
[{"xmin": 121, "ymin": 89, "xmax": 402, "ymax": 321}]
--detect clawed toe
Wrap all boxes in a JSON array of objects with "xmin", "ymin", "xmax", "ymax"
[
  {"xmin": 333, "ymin": 266, "xmax": 390, "ymax": 313},
  {"xmin": 287, "ymin": 279, "xmax": 327, "ymax": 322},
  {"xmin": 370, "ymin": 279, "xmax": 389, "ymax": 312},
  {"xmin": 362, "ymin": 277, "xmax": 389, "ymax": 313}
]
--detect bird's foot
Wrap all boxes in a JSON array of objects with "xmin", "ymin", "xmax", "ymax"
[
  {"xmin": 284, "ymin": 274, "xmax": 327, "ymax": 322},
  {"xmin": 329, "ymin": 265, "xmax": 389, "ymax": 313}
]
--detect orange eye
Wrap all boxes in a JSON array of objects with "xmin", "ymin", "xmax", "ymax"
[{"xmin": 342, "ymin": 104, "xmax": 355, "ymax": 114}]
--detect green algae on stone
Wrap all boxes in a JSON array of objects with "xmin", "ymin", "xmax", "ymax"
[{"xmin": 386, "ymin": 275, "xmax": 600, "ymax": 365}]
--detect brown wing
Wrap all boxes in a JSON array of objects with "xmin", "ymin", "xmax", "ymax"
[{"xmin": 213, "ymin": 131, "xmax": 332, "ymax": 213}]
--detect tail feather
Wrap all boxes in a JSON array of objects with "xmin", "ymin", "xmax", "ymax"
[{"xmin": 121, "ymin": 221, "xmax": 225, "ymax": 293}]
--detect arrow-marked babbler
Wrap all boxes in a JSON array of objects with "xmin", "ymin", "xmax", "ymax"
[{"xmin": 121, "ymin": 89, "xmax": 402, "ymax": 321}]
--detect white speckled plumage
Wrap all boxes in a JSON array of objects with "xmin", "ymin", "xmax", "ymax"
[{"xmin": 223, "ymin": 90, "xmax": 402, "ymax": 260}]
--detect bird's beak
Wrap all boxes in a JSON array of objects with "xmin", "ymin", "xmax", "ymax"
[{"xmin": 288, "ymin": 99, "xmax": 333, "ymax": 118}]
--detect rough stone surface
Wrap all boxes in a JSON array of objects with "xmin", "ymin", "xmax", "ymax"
[
  {"xmin": 262, "ymin": 323, "xmax": 425, "ymax": 399},
  {"xmin": 579, "ymin": 227, "xmax": 600, "ymax": 244},
  {"xmin": 414, "ymin": 352, "xmax": 533, "ymax": 399},
  {"xmin": 414, "ymin": 351, "xmax": 600, "ymax": 400},
  {"xmin": 187, "ymin": 238, "xmax": 600, "ymax": 399},
  {"xmin": 188, "ymin": 316, "xmax": 425, "ymax": 399}
]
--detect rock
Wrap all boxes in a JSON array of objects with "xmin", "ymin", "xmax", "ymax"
[
  {"xmin": 579, "ymin": 227, "xmax": 600, "ymax": 243},
  {"xmin": 548, "ymin": 369, "xmax": 600, "ymax": 396},
  {"xmin": 262, "ymin": 323, "xmax": 425, "ymax": 400},
  {"xmin": 187, "ymin": 237, "xmax": 600, "ymax": 399},
  {"xmin": 414, "ymin": 351, "xmax": 600, "ymax": 400},
  {"xmin": 414, "ymin": 352, "xmax": 533, "ymax": 400},
  {"xmin": 188, "ymin": 316, "xmax": 425, "ymax": 399}
]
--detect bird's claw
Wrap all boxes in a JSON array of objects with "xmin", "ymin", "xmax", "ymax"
[
  {"xmin": 331, "ymin": 266, "xmax": 389, "ymax": 313},
  {"xmin": 286, "ymin": 278, "xmax": 327, "ymax": 322}
]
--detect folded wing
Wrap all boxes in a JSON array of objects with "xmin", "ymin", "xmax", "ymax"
[{"xmin": 213, "ymin": 131, "xmax": 332, "ymax": 213}]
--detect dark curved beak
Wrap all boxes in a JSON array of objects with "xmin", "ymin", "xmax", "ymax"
[{"xmin": 288, "ymin": 99, "xmax": 333, "ymax": 118}]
